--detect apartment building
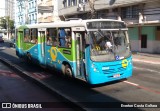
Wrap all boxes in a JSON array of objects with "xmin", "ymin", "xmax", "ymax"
[
  {"xmin": 57, "ymin": 0, "xmax": 160, "ymax": 53},
  {"xmin": 16, "ymin": 0, "xmax": 28, "ymax": 25},
  {"xmin": 5, "ymin": 0, "xmax": 15, "ymax": 20},
  {"xmin": 16, "ymin": 0, "xmax": 54, "ymax": 25}
]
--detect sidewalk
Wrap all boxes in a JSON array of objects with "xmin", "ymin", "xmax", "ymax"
[{"xmin": 132, "ymin": 52, "xmax": 160, "ymax": 65}]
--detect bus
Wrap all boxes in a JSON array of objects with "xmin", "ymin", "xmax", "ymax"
[{"xmin": 16, "ymin": 19, "xmax": 133, "ymax": 84}]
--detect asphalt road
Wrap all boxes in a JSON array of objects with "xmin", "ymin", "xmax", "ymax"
[
  {"xmin": 0, "ymin": 43, "xmax": 76, "ymax": 111},
  {"xmin": 0, "ymin": 42, "xmax": 160, "ymax": 111}
]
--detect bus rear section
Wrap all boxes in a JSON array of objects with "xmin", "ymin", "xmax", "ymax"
[{"xmin": 16, "ymin": 28, "xmax": 24, "ymax": 58}]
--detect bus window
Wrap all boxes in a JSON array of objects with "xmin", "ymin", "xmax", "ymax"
[
  {"xmin": 30, "ymin": 29, "xmax": 38, "ymax": 44},
  {"xmin": 58, "ymin": 28, "xmax": 71, "ymax": 48},
  {"xmin": 46, "ymin": 28, "xmax": 57, "ymax": 46},
  {"xmin": 24, "ymin": 29, "xmax": 30, "ymax": 42}
]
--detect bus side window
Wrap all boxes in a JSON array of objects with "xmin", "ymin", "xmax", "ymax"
[
  {"xmin": 58, "ymin": 28, "xmax": 71, "ymax": 48},
  {"xmin": 66, "ymin": 30, "xmax": 72, "ymax": 48},
  {"xmin": 24, "ymin": 29, "xmax": 30, "ymax": 42},
  {"xmin": 46, "ymin": 28, "xmax": 58, "ymax": 46},
  {"xmin": 30, "ymin": 28, "xmax": 38, "ymax": 44}
]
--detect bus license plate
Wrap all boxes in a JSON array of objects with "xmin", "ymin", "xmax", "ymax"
[{"xmin": 113, "ymin": 74, "xmax": 120, "ymax": 78}]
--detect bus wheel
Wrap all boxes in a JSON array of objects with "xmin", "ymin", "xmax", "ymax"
[
  {"xmin": 27, "ymin": 53, "xmax": 32, "ymax": 61},
  {"xmin": 64, "ymin": 64, "xmax": 72, "ymax": 77}
]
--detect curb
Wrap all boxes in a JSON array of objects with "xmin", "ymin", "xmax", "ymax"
[{"xmin": 0, "ymin": 56, "xmax": 87, "ymax": 111}]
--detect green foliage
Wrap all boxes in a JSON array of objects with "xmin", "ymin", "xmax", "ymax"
[{"xmin": 0, "ymin": 16, "xmax": 15, "ymax": 32}]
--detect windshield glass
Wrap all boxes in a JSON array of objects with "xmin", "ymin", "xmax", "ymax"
[{"xmin": 89, "ymin": 30, "xmax": 131, "ymax": 61}]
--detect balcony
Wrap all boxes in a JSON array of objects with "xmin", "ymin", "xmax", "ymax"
[
  {"xmin": 38, "ymin": 6, "xmax": 53, "ymax": 13},
  {"xmin": 46, "ymin": 0, "xmax": 53, "ymax": 6}
]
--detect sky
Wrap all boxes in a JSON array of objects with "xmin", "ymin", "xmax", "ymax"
[{"xmin": 0, "ymin": 0, "xmax": 5, "ymax": 17}]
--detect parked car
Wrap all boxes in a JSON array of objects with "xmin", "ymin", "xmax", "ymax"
[
  {"xmin": 0, "ymin": 37, "xmax": 4, "ymax": 43},
  {"xmin": 9, "ymin": 38, "xmax": 16, "ymax": 47}
]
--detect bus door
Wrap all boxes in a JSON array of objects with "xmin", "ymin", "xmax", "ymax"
[
  {"xmin": 38, "ymin": 28, "xmax": 46, "ymax": 65},
  {"xmin": 72, "ymin": 27, "xmax": 86, "ymax": 79}
]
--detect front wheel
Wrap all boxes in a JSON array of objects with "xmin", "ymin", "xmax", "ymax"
[{"xmin": 64, "ymin": 64, "xmax": 73, "ymax": 77}]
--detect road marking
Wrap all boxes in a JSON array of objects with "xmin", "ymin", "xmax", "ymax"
[
  {"xmin": 123, "ymin": 81, "xmax": 139, "ymax": 86},
  {"xmin": 133, "ymin": 59, "xmax": 160, "ymax": 65},
  {"xmin": 134, "ymin": 67, "xmax": 160, "ymax": 74},
  {"xmin": 123, "ymin": 81, "xmax": 160, "ymax": 94}
]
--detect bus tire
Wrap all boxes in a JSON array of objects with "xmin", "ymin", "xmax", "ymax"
[
  {"xmin": 64, "ymin": 64, "xmax": 73, "ymax": 77},
  {"xmin": 27, "ymin": 52, "xmax": 32, "ymax": 61}
]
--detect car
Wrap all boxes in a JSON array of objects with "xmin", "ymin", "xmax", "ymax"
[
  {"xmin": 9, "ymin": 38, "xmax": 16, "ymax": 47},
  {"xmin": 0, "ymin": 37, "xmax": 4, "ymax": 43}
]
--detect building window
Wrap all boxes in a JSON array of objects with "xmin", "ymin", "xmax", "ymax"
[
  {"xmin": 68, "ymin": 0, "xmax": 72, "ymax": 6},
  {"xmin": 32, "ymin": 14, "xmax": 34, "ymax": 20},
  {"xmin": 121, "ymin": 5, "xmax": 138, "ymax": 19},
  {"xmin": 29, "ymin": 15, "xmax": 31, "ymax": 20},
  {"xmin": 29, "ymin": 3, "xmax": 31, "ymax": 9},
  {"xmin": 156, "ymin": 26, "xmax": 160, "ymax": 41},
  {"xmin": 32, "ymin": 2, "xmax": 34, "ymax": 8},
  {"xmin": 141, "ymin": 35, "xmax": 147, "ymax": 48},
  {"xmin": 35, "ymin": 13, "xmax": 37, "ymax": 20},
  {"xmin": 21, "ymin": 17, "xmax": 23, "ymax": 23},
  {"xmin": 73, "ymin": 0, "xmax": 77, "ymax": 6},
  {"xmin": 35, "ymin": 0, "xmax": 37, "ymax": 7},
  {"xmin": 63, "ymin": 0, "xmax": 67, "ymax": 7}
]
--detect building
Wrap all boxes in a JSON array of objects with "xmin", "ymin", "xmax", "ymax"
[
  {"xmin": 5, "ymin": 0, "xmax": 15, "ymax": 20},
  {"xmin": 0, "ymin": 0, "xmax": 5, "ymax": 18},
  {"xmin": 15, "ymin": 0, "xmax": 54, "ymax": 25},
  {"xmin": 15, "ymin": 0, "xmax": 35, "ymax": 25},
  {"xmin": 56, "ymin": 0, "xmax": 160, "ymax": 53},
  {"xmin": 38, "ymin": 0, "xmax": 54, "ymax": 23}
]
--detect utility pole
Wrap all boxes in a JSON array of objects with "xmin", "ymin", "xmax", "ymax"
[{"xmin": 88, "ymin": 0, "xmax": 96, "ymax": 19}]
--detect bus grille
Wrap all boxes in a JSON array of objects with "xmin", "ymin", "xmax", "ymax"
[{"xmin": 102, "ymin": 67, "xmax": 126, "ymax": 74}]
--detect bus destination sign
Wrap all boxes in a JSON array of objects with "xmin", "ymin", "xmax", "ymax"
[{"xmin": 86, "ymin": 21, "xmax": 126, "ymax": 29}]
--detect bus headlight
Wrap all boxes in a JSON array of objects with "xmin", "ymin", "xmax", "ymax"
[{"xmin": 91, "ymin": 64, "xmax": 99, "ymax": 72}]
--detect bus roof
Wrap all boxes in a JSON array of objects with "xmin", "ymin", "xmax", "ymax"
[{"xmin": 16, "ymin": 19, "xmax": 125, "ymax": 29}]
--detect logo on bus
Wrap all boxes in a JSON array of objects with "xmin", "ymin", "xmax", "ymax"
[
  {"xmin": 48, "ymin": 47, "xmax": 57, "ymax": 61},
  {"xmin": 122, "ymin": 59, "xmax": 128, "ymax": 68}
]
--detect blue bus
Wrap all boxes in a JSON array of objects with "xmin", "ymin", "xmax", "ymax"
[{"xmin": 16, "ymin": 19, "xmax": 132, "ymax": 84}]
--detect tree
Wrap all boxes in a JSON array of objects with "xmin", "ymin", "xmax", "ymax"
[
  {"xmin": 0, "ymin": 17, "xmax": 7, "ymax": 29},
  {"xmin": 0, "ymin": 16, "xmax": 15, "ymax": 38}
]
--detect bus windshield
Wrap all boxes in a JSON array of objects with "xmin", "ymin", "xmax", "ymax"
[{"xmin": 89, "ymin": 30, "xmax": 131, "ymax": 61}]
